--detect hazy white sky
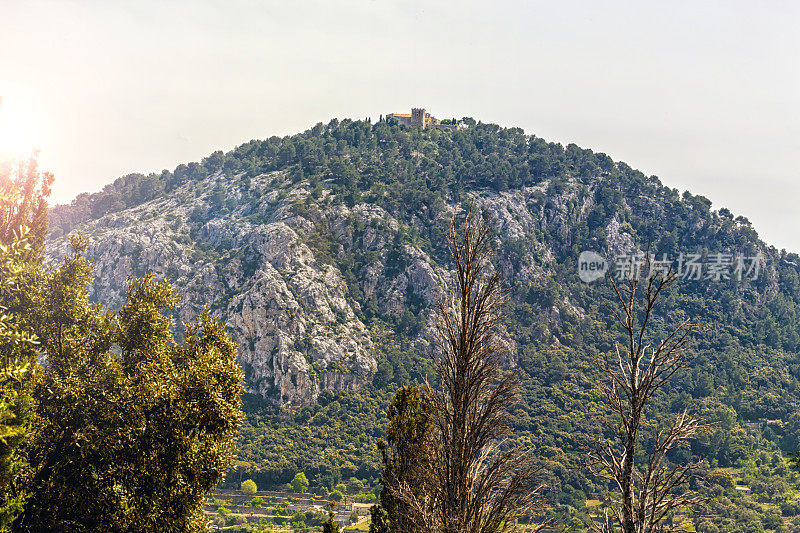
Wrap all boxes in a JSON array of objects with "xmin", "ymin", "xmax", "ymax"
[{"xmin": 2, "ymin": 1, "xmax": 799, "ymax": 250}]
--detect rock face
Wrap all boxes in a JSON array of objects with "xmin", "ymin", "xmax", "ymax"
[
  {"xmin": 46, "ymin": 170, "xmax": 609, "ymax": 407},
  {"xmin": 224, "ymin": 221, "xmax": 374, "ymax": 404}
]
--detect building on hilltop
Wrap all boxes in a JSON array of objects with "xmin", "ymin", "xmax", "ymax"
[{"xmin": 385, "ymin": 108, "xmax": 467, "ymax": 130}]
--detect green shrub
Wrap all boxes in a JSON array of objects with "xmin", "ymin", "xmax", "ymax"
[
  {"xmin": 290, "ymin": 471, "xmax": 310, "ymax": 493},
  {"xmin": 241, "ymin": 478, "xmax": 257, "ymax": 495}
]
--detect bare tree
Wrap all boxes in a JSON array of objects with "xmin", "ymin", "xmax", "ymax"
[
  {"xmin": 391, "ymin": 210, "xmax": 543, "ymax": 533},
  {"xmin": 587, "ymin": 260, "xmax": 706, "ymax": 533}
]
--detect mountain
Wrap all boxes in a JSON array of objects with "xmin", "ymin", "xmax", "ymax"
[{"xmin": 48, "ymin": 117, "xmax": 800, "ymax": 529}]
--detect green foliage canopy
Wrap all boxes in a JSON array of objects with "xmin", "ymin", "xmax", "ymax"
[
  {"xmin": 17, "ymin": 254, "xmax": 244, "ymax": 532},
  {"xmin": 0, "ymin": 153, "xmax": 53, "ymax": 531},
  {"xmin": 241, "ymin": 479, "xmax": 257, "ymax": 495},
  {"xmin": 290, "ymin": 471, "xmax": 309, "ymax": 493},
  {"xmin": 370, "ymin": 386, "xmax": 435, "ymax": 533}
]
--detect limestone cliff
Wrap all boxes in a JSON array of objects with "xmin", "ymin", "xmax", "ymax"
[{"xmin": 47, "ymin": 166, "xmax": 597, "ymax": 407}]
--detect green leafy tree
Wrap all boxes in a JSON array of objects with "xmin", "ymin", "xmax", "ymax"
[
  {"xmin": 0, "ymin": 153, "xmax": 53, "ymax": 530},
  {"xmin": 16, "ymin": 250, "xmax": 244, "ymax": 532},
  {"xmin": 369, "ymin": 506, "xmax": 391, "ymax": 533},
  {"xmin": 231, "ymin": 459, "xmax": 251, "ymax": 485},
  {"xmin": 0, "ymin": 153, "xmax": 53, "ymax": 257},
  {"xmin": 346, "ymin": 477, "xmax": 364, "ymax": 494},
  {"xmin": 241, "ymin": 479, "xmax": 257, "ymax": 495},
  {"xmin": 0, "ymin": 232, "xmax": 37, "ymax": 531},
  {"xmin": 370, "ymin": 386, "xmax": 435, "ymax": 533},
  {"xmin": 290, "ymin": 471, "xmax": 309, "ymax": 493},
  {"xmin": 322, "ymin": 502, "xmax": 340, "ymax": 533}
]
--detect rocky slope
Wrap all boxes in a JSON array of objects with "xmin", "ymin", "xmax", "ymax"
[
  {"xmin": 50, "ymin": 170, "xmax": 450, "ymax": 406},
  {"xmin": 47, "ymin": 119, "xmax": 799, "ymax": 419},
  {"xmin": 49, "ymin": 160, "xmax": 613, "ymax": 407}
]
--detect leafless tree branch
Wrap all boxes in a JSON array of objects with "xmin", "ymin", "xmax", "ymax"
[
  {"xmin": 585, "ymin": 254, "xmax": 706, "ymax": 533},
  {"xmin": 395, "ymin": 208, "xmax": 546, "ymax": 533}
]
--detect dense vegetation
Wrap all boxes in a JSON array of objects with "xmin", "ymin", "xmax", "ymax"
[
  {"xmin": 1, "ymin": 157, "xmax": 244, "ymax": 532},
  {"xmin": 50, "ymin": 116, "xmax": 800, "ymax": 531}
]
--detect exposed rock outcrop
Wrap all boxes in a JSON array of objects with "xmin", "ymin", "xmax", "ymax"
[{"xmin": 47, "ymin": 170, "xmax": 610, "ymax": 407}]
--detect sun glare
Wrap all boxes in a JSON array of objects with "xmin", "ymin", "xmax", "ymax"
[{"xmin": 0, "ymin": 97, "xmax": 39, "ymax": 160}]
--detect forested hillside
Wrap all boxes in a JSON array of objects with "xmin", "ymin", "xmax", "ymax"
[{"xmin": 49, "ymin": 117, "xmax": 800, "ymax": 531}]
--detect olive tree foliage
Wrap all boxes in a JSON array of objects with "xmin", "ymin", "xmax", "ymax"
[
  {"xmin": 0, "ymin": 152, "xmax": 243, "ymax": 531},
  {"xmin": 379, "ymin": 211, "xmax": 543, "ymax": 533},
  {"xmin": 586, "ymin": 263, "xmax": 706, "ymax": 533},
  {"xmin": 15, "ymin": 242, "xmax": 244, "ymax": 532}
]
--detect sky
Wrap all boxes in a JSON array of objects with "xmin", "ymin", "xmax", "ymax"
[{"xmin": 1, "ymin": 0, "xmax": 799, "ymax": 250}]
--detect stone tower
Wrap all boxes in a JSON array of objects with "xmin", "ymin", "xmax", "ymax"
[{"xmin": 411, "ymin": 108, "xmax": 426, "ymax": 129}]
